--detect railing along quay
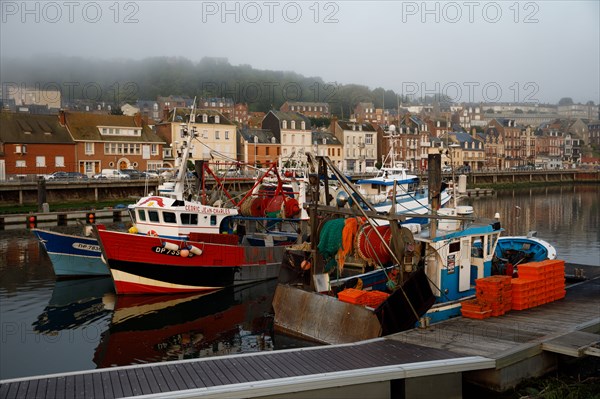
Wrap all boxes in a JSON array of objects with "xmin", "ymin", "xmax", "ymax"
[{"xmin": 0, "ymin": 170, "xmax": 598, "ymax": 208}]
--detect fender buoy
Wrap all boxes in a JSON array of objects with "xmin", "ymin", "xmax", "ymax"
[
  {"xmin": 300, "ymin": 260, "xmax": 311, "ymax": 271},
  {"xmin": 147, "ymin": 230, "xmax": 158, "ymax": 237}
]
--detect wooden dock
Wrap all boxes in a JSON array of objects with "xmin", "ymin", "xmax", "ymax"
[
  {"xmin": 1, "ymin": 264, "xmax": 598, "ymax": 398},
  {"xmin": 389, "ymin": 264, "xmax": 600, "ymax": 391}
]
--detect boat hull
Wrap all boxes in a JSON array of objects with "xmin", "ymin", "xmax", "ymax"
[
  {"xmin": 31, "ymin": 229, "xmax": 109, "ymax": 277},
  {"xmin": 96, "ymin": 229, "xmax": 284, "ymax": 295}
]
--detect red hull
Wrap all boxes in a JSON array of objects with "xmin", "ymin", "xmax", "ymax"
[{"xmin": 96, "ymin": 228, "xmax": 284, "ymax": 295}]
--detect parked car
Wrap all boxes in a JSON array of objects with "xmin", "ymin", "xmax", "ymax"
[
  {"xmin": 45, "ymin": 172, "xmax": 88, "ymax": 181},
  {"xmin": 456, "ymin": 165, "xmax": 471, "ymax": 174},
  {"xmin": 93, "ymin": 169, "xmax": 130, "ymax": 180},
  {"xmin": 142, "ymin": 170, "xmax": 160, "ymax": 178},
  {"xmin": 120, "ymin": 169, "xmax": 143, "ymax": 179}
]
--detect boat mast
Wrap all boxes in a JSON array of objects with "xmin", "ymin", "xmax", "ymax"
[{"xmin": 173, "ymin": 98, "xmax": 197, "ymax": 200}]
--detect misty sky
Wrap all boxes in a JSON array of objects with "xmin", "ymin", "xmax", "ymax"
[{"xmin": 1, "ymin": 0, "xmax": 598, "ymax": 104}]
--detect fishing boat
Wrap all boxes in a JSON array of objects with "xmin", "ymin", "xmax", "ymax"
[
  {"xmin": 349, "ymin": 125, "xmax": 452, "ymax": 219},
  {"xmin": 494, "ymin": 232, "xmax": 557, "ymax": 275},
  {"xmin": 96, "ymin": 103, "xmax": 304, "ymax": 295},
  {"xmin": 31, "ymin": 227, "xmax": 109, "ymax": 277},
  {"xmin": 272, "ymin": 152, "xmax": 559, "ymax": 344}
]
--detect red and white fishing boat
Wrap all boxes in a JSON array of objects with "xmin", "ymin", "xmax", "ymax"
[{"xmin": 96, "ymin": 102, "xmax": 304, "ymax": 295}]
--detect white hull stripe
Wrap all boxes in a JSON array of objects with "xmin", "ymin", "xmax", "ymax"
[{"xmin": 110, "ymin": 269, "xmax": 219, "ymax": 291}]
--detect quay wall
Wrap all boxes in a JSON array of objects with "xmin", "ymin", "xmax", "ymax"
[{"xmin": 0, "ymin": 171, "xmax": 598, "ymax": 207}]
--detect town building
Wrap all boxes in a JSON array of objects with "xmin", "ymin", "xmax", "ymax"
[
  {"xmin": 0, "ymin": 112, "xmax": 75, "ymax": 180},
  {"xmin": 238, "ymin": 128, "xmax": 280, "ymax": 167},
  {"xmin": 280, "ymin": 102, "xmax": 330, "ymax": 118},
  {"xmin": 331, "ymin": 120, "xmax": 377, "ymax": 173},
  {"xmin": 59, "ymin": 110, "xmax": 165, "ymax": 175},
  {"xmin": 261, "ymin": 111, "xmax": 312, "ymax": 167},
  {"xmin": 155, "ymin": 108, "xmax": 237, "ymax": 169}
]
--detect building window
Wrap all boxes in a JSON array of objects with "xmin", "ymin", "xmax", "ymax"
[
  {"xmin": 301, "ymin": 121, "xmax": 305, "ymax": 130},
  {"xmin": 282, "ymin": 120, "xmax": 287, "ymax": 129},
  {"xmin": 225, "ymin": 131, "xmax": 229, "ymax": 140},
  {"xmin": 291, "ymin": 120, "xmax": 296, "ymax": 129},
  {"xmin": 266, "ymin": 147, "xmax": 270, "ymax": 155},
  {"xmin": 36, "ymin": 156, "xmax": 46, "ymax": 167},
  {"xmin": 151, "ymin": 144, "xmax": 158, "ymax": 155},
  {"xmin": 202, "ymin": 114, "xmax": 208, "ymax": 123},
  {"xmin": 215, "ymin": 131, "xmax": 220, "ymax": 139},
  {"xmin": 85, "ymin": 142, "xmax": 94, "ymax": 155},
  {"xmin": 16, "ymin": 160, "xmax": 26, "ymax": 168},
  {"xmin": 215, "ymin": 115, "xmax": 220, "ymax": 124},
  {"xmin": 366, "ymin": 134, "xmax": 373, "ymax": 145},
  {"xmin": 55, "ymin": 156, "xmax": 65, "ymax": 167}
]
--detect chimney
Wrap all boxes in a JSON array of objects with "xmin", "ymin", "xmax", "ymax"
[
  {"xmin": 472, "ymin": 127, "xmax": 477, "ymax": 138},
  {"xmin": 134, "ymin": 112, "xmax": 142, "ymax": 127},
  {"xmin": 163, "ymin": 106, "xmax": 170, "ymax": 121},
  {"xmin": 58, "ymin": 109, "xmax": 66, "ymax": 126},
  {"xmin": 329, "ymin": 116, "xmax": 338, "ymax": 133}
]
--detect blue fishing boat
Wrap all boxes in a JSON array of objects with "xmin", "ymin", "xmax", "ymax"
[
  {"xmin": 272, "ymin": 153, "xmax": 562, "ymax": 344},
  {"xmin": 31, "ymin": 228, "xmax": 109, "ymax": 277}
]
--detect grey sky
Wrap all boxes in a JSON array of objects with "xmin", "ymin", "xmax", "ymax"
[{"xmin": 1, "ymin": 0, "xmax": 598, "ymax": 104}]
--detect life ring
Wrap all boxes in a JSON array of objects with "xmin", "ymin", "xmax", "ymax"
[{"xmin": 147, "ymin": 230, "xmax": 158, "ymax": 237}]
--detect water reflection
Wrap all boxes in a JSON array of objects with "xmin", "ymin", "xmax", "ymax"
[
  {"xmin": 94, "ymin": 279, "xmax": 277, "ymax": 368},
  {"xmin": 33, "ymin": 277, "xmax": 114, "ymax": 333},
  {"xmin": 465, "ymin": 186, "xmax": 599, "ymax": 266}
]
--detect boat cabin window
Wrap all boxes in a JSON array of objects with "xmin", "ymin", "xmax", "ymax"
[
  {"xmin": 181, "ymin": 213, "xmax": 198, "ymax": 225},
  {"xmin": 449, "ymin": 242, "xmax": 461, "ymax": 253},
  {"xmin": 148, "ymin": 210, "xmax": 159, "ymax": 223},
  {"xmin": 137, "ymin": 209, "xmax": 146, "ymax": 221},
  {"xmin": 210, "ymin": 215, "xmax": 217, "ymax": 226},
  {"xmin": 163, "ymin": 212, "xmax": 177, "ymax": 224}
]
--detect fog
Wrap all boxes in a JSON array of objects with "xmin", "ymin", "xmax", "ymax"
[{"xmin": 1, "ymin": 0, "xmax": 598, "ymax": 104}]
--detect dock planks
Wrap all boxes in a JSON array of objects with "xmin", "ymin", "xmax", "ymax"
[{"xmin": 1, "ymin": 340, "xmax": 475, "ymax": 399}]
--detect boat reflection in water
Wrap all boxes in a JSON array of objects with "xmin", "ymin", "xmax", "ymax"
[
  {"xmin": 33, "ymin": 277, "xmax": 114, "ymax": 333},
  {"xmin": 94, "ymin": 279, "xmax": 277, "ymax": 368}
]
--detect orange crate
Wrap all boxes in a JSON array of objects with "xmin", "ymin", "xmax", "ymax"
[
  {"xmin": 461, "ymin": 309, "xmax": 492, "ymax": 319},
  {"xmin": 361, "ymin": 291, "xmax": 390, "ymax": 308},
  {"xmin": 512, "ymin": 303, "xmax": 530, "ymax": 310},
  {"xmin": 338, "ymin": 288, "xmax": 366, "ymax": 304}
]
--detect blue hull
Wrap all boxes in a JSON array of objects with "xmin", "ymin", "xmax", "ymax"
[{"xmin": 32, "ymin": 229, "xmax": 109, "ymax": 277}]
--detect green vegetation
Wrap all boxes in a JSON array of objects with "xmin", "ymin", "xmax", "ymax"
[{"xmin": 2, "ymin": 55, "xmax": 452, "ymax": 117}]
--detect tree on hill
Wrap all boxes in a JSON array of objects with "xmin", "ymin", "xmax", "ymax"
[{"xmin": 558, "ymin": 97, "xmax": 574, "ymax": 106}]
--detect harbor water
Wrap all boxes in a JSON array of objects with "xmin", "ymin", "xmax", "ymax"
[{"xmin": 1, "ymin": 184, "xmax": 598, "ymax": 380}]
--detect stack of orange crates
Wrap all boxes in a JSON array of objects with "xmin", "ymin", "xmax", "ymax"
[
  {"xmin": 460, "ymin": 298, "xmax": 492, "ymax": 319},
  {"xmin": 461, "ymin": 275, "xmax": 513, "ymax": 319},
  {"xmin": 361, "ymin": 291, "xmax": 390, "ymax": 308},
  {"xmin": 511, "ymin": 260, "xmax": 566, "ymax": 310},
  {"xmin": 475, "ymin": 275, "xmax": 513, "ymax": 316},
  {"xmin": 338, "ymin": 288, "xmax": 390, "ymax": 308},
  {"xmin": 337, "ymin": 288, "xmax": 366, "ymax": 305}
]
